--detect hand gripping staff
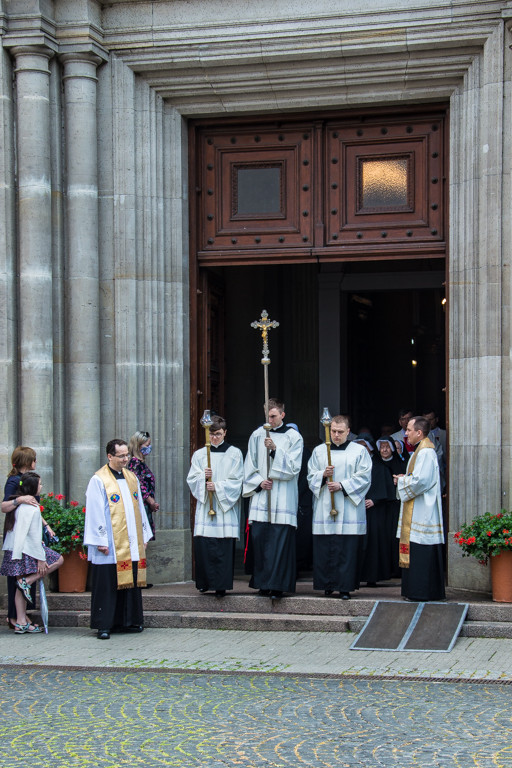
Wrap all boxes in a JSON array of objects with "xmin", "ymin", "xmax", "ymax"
[
  {"xmin": 250, "ymin": 310, "xmax": 279, "ymax": 523},
  {"xmin": 200, "ymin": 409, "xmax": 215, "ymax": 516},
  {"xmin": 321, "ymin": 407, "xmax": 337, "ymax": 517}
]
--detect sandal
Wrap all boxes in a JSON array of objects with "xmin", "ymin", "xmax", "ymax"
[
  {"xmin": 16, "ymin": 578, "xmax": 32, "ymax": 602},
  {"xmin": 14, "ymin": 622, "xmax": 42, "ymax": 634},
  {"xmin": 6, "ymin": 618, "xmax": 16, "ymax": 631}
]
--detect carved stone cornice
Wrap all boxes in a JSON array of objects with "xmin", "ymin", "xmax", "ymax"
[{"xmin": 3, "ymin": 2, "xmax": 108, "ymax": 62}]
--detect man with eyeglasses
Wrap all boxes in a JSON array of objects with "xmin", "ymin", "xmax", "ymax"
[{"xmin": 84, "ymin": 438, "xmax": 152, "ymax": 639}]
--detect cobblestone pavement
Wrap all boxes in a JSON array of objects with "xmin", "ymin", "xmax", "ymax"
[{"xmin": 1, "ymin": 666, "xmax": 511, "ymax": 768}]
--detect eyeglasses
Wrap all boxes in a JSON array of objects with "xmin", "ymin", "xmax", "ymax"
[
  {"xmin": 114, "ymin": 453, "xmax": 129, "ymax": 459},
  {"xmin": 141, "ymin": 431, "xmax": 150, "ymax": 439}
]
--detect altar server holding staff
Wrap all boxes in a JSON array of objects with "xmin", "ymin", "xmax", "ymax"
[
  {"xmin": 243, "ymin": 399, "xmax": 303, "ymax": 598},
  {"xmin": 308, "ymin": 414, "xmax": 372, "ymax": 600},
  {"xmin": 187, "ymin": 415, "xmax": 243, "ymax": 597}
]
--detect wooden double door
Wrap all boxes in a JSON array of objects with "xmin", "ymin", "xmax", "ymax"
[{"xmin": 189, "ymin": 105, "xmax": 448, "ymax": 449}]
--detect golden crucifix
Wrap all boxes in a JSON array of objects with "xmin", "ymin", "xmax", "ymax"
[{"xmin": 250, "ymin": 310, "xmax": 279, "ymax": 521}]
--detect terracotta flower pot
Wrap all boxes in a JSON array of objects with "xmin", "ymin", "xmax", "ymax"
[
  {"xmin": 58, "ymin": 548, "xmax": 88, "ymax": 593},
  {"xmin": 490, "ymin": 550, "xmax": 512, "ymax": 602}
]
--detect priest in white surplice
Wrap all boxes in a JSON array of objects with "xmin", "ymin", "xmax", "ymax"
[
  {"xmin": 84, "ymin": 438, "xmax": 152, "ymax": 640},
  {"xmin": 187, "ymin": 415, "xmax": 243, "ymax": 597},
  {"xmin": 308, "ymin": 415, "xmax": 372, "ymax": 599},
  {"xmin": 243, "ymin": 399, "xmax": 303, "ymax": 599},
  {"xmin": 394, "ymin": 416, "xmax": 445, "ymax": 601}
]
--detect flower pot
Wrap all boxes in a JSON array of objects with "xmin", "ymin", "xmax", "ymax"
[
  {"xmin": 490, "ymin": 551, "xmax": 512, "ymax": 602},
  {"xmin": 58, "ymin": 548, "xmax": 88, "ymax": 593}
]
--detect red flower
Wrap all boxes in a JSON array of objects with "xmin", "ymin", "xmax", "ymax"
[
  {"xmin": 39, "ymin": 505, "xmax": 44, "ymax": 512},
  {"xmin": 55, "ymin": 494, "xmax": 65, "ymax": 501},
  {"xmin": 69, "ymin": 500, "xmax": 79, "ymax": 507},
  {"xmin": 82, "ymin": 506, "xmax": 86, "ymax": 514},
  {"xmin": 78, "ymin": 551, "xmax": 87, "ymax": 560},
  {"xmin": 71, "ymin": 534, "xmax": 80, "ymax": 540},
  {"xmin": 503, "ymin": 529, "xmax": 510, "ymax": 534},
  {"xmin": 48, "ymin": 493, "xmax": 53, "ymax": 498},
  {"xmin": 487, "ymin": 531, "xmax": 492, "ymax": 536},
  {"xmin": 468, "ymin": 536, "xmax": 476, "ymax": 544}
]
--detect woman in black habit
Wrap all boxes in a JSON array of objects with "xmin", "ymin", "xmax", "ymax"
[{"xmin": 360, "ymin": 437, "xmax": 403, "ymax": 586}]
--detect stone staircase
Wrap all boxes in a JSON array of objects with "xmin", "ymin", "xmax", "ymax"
[{"xmin": 3, "ymin": 581, "xmax": 512, "ymax": 638}]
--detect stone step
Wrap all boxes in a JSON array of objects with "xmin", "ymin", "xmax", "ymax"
[
  {"xmin": 4, "ymin": 607, "xmax": 512, "ymax": 637},
  {"xmin": 32, "ymin": 592, "xmax": 512, "ymax": 622},
  {"xmin": 460, "ymin": 621, "xmax": 512, "ymax": 639}
]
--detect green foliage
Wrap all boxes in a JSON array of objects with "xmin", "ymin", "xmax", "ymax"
[
  {"xmin": 40, "ymin": 493, "xmax": 86, "ymax": 557},
  {"xmin": 453, "ymin": 510, "xmax": 512, "ymax": 565}
]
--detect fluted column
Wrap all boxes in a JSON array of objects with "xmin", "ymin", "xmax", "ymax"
[
  {"xmin": 61, "ymin": 53, "xmax": 102, "ymax": 497},
  {"xmin": 12, "ymin": 46, "xmax": 54, "ymax": 485}
]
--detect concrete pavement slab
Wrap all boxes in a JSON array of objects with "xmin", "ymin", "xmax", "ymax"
[{"xmin": 1, "ymin": 626, "xmax": 511, "ymax": 681}]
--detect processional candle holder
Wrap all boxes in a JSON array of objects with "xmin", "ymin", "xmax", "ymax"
[
  {"xmin": 250, "ymin": 310, "xmax": 279, "ymax": 522},
  {"xmin": 321, "ymin": 407, "xmax": 337, "ymax": 517},
  {"xmin": 200, "ymin": 409, "xmax": 215, "ymax": 516}
]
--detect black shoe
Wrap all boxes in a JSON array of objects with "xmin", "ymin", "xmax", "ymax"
[
  {"xmin": 324, "ymin": 589, "xmax": 334, "ymax": 596},
  {"xmin": 271, "ymin": 590, "xmax": 283, "ymax": 600},
  {"xmin": 340, "ymin": 592, "xmax": 351, "ymax": 600},
  {"xmin": 97, "ymin": 630, "xmax": 110, "ymax": 640},
  {"xmin": 258, "ymin": 589, "xmax": 271, "ymax": 596},
  {"xmin": 123, "ymin": 625, "xmax": 144, "ymax": 633},
  {"xmin": 199, "ymin": 587, "xmax": 208, "ymax": 593},
  {"xmin": 141, "ymin": 583, "xmax": 153, "ymax": 589},
  {"xmin": 215, "ymin": 590, "xmax": 226, "ymax": 598},
  {"xmin": 366, "ymin": 582, "xmax": 377, "ymax": 588}
]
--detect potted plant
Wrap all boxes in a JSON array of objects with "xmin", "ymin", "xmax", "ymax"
[
  {"xmin": 40, "ymin": 493, "xmax": 88, "ymax": 592},
  {"xmin": 454, "ymin": 510, "xmax": 512, "ymax": 602}
]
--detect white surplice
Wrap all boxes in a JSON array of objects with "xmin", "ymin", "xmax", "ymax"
[
  {"xmin": 187, "ymin": 444, "xmax": 243, "ymax": 538},
  {"xmin": 307, "ymin": 442, "xmax": 372, "ymax": 535},
  {"xmin": 243, "ymin": 426, "xmax": 303, "ymax": 527},
  {"xmin": 84, "ymin": 473, "xmax": 152, "ymax": 565},
  {"xmin": 396, "ymin": 446, "xmax": 444, "ymax": 545}
]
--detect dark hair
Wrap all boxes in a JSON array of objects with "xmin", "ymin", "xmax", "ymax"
[
  {"xmin": 398, "ymin": 408, "xmax": 413, "ymax": 419},
  {"xmin": 4, "ymin": 471, "xmax": 41, "ymax": 534},
  {"xmin": 8, "ymin": 446, "xmax": 36, "ymax": 477},
  {"xmin": 210, "ymin": 415, "xmax": 227, "ymax": 432},
  {"xmin": 268, "ymin": 398, "xmax": 285, "ymax": 413},
  {"xmin": 106, "ymin": 438, "xmax": 127, "ymax": 457},
  {"xmin": 411, "ymin": 416, "xmax": 430, "ymax": 437}
]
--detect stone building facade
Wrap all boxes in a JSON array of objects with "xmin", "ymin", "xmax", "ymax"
[{"xmin": 1, "ymin": 0, "xmax": 511, "ymax": 590}]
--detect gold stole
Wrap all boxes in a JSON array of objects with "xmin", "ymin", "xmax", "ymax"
[
  {"xmin": 398, "ymin": 437, "xmax": 435, "ymax": 569},
  {"xmin": 95, "ymin": 465, "xmax": 147, "ymax": 589}
]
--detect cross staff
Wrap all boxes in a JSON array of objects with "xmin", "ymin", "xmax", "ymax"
[{"xmin": 250, "ymin": 310, "xmax": 279, "ymax": 522}]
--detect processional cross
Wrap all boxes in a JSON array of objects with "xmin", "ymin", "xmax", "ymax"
[{"xmin": 250, "ymin": 310, "xmax": 279, "ymax": 520}]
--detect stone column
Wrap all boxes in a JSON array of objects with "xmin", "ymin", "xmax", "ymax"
[
  {"xmin": 12, "ymin": 46, "xmax": 54, "ymax": 484},
  {"xmin": 61, "ymin": 53, "xmax": 103, "ymax": 497}
]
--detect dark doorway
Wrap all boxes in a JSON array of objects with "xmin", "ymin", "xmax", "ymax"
[{"xmin": 196, "ymin": 259, "xmax": 446, "ymax": 455}]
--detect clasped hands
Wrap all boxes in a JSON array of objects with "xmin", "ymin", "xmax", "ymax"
[
  {"xmin": 204, "ymin": 467, "xmax": 215, "ymax": 492},
  {"xmin": 323, "ymin": 465, "xmax": 341, "ymax": 493}
]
